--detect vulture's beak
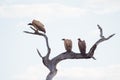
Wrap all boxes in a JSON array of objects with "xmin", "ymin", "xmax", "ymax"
[{"xmin": 28, "ymin": 23, "xmax": 32, "ymax": 25}]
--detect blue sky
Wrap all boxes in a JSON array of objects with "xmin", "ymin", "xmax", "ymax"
[{"xmin": 0, "ymin": 0, "xmax": 120, "ymax": 80}]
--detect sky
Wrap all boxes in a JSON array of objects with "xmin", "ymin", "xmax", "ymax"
[{"xmin": 0, "ymin": 0, "xmax": 120, "ymax": 80}]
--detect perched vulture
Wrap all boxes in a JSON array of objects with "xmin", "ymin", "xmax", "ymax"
[
  {"xmin": 78, "ymin": 38, "xmax": 86, "ymax": 55},
  {"xmin": 62, "ymin": 39, "xmax": 72, "ymax": 52},
  {"xmin": 28, "ymin": 19, "xmax": 46, "ymax": 33}
]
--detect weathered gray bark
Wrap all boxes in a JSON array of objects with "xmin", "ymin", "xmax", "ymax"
[{"xmin": 24, "ymin": 25, "xmax": 115, "ymax": 80}]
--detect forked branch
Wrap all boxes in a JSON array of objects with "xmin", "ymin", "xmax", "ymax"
[
  {"xmin": 24, "ymin": 27, "xmax": 51, "ymax": 59},
  {"xmin": 87, "ymin": 25, "xmax": 115, "ymax": 58}
]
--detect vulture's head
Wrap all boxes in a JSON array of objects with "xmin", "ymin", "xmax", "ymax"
[
  {"xmin": 78, "ymin": 38, "xmax": 82, "ymax": 41},
  {"xmin": 62, "ymin": 38, "xmax": 65, "ymax": 41},
  {"xmin": 28, "ymin": 23, "xmax": 32, "ymax": 25}
]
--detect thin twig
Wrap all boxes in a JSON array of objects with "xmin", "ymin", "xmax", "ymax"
[
  {"xmin": 36, "ymin": 48, "xmax": 43, "ymax": 58},
  {"xmin": 106, "ymin": 34, "xmax": 115, "ymax": 40},
  {"xmin": 24, "ymin": 31, "xmax": 35, "ymax": 34},
  {"xmin": 30, "ymin": 27, "xmax": 36, "ymax": 31},
  {"xmin": 97, "ymin": 24, "xmax": 104, "ymax": 38}
]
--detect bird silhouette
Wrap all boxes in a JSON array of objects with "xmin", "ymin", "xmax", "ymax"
[
  {"xmin": 62, "ymin": 39, "xmax": 72, "ymax": 52},
  {"xmin": 78, "ymin": 38, "xmax": 86, "ymax": 55},
  {"xmin": 28, "ymin": 19, "xmax": 46, "ymax": 33}
]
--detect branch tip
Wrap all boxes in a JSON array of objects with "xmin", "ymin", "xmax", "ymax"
[
  {"xmin": 97, "ymin": 24, "xmax": 105, "ymax": 38},
  {"xmin": 23, "ymin": 31, "xmax": 28, "ymax": 33},
  {"xmin": 30, "ymin": 26, "xmax": 36, "ymax": 31},
  {"xmin": 36, "ymin": 48, "xmax": 43, "ymax": 58},
  {"xmin": 97, "ymin": 24, "xmax": 100, "ymax": 28},
  {"xmin": 109, "ymin": 33, "xmax": 115, "ymax": 38},
  {"xmin": 97, "ymin": 24, "xmax": 102, "ymax": 32},
  {"xmin": 92, "ymin": 57, "xmax": 96, "ymax": 60},
  {"xmin": 23, "ymin": 31, "xmax": 34, "ymax": 34}
]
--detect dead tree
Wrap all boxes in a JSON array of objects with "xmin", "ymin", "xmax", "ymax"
[{"xmin": 24, "ymin": 23, "xmax": 115, "ymax": 80}]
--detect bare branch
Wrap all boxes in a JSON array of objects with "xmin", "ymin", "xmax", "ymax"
[
  {"xmin": 24, "ymin": 31, "xmax": 35, "ymax": 34},
  {"xmin": 24, "ymin": 27, "xmax": 51, "ymax": 59},
  {"xmin": 95, "ymin": 26, "xmax": 115, "ymax": 45},
  {"xmin": 30, "ymin": 26, "xmax": 36, "ymax": 31},
  {"xmin": 87, "ymin": 25, "xmax": 115, "ymax": 60},
  {"xmin": 97, "ymin": 24, "xmax": 104, "ymax": 38},
  {"xmin": 36, "ymin": 48, "xmax": 43, "ymax": 58},
  {"xmin": 106, "ymin": 34, "xmax": 115, "ymax": 40}
]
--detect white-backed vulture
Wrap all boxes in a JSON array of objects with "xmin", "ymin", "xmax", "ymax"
[
  {"xmin": 78, "ymin": 38, "xmax": 86, "ymax": 55},
  {"xmin": 62, "ymin": 39, "xmax": 72, "ymax": 52},
  {"xmin": 28, "ymin": 19, "xmax": 46, "ymax": 33}
]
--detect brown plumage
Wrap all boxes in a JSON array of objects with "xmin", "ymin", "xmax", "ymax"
[
  {"xmin": 78, "ymin": 38, "xmax": 86, "ymax": 55},
  {"xmin": 28, "ymin": 19, "xmax": 46, "ymax": 33},
  {"xmin": 62, "ymin": 39, "xmax": 72, "ymax": 52}
]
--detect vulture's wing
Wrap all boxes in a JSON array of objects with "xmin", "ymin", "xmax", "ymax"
[
  {"xmin": 63, "ymin": 39, "xmax": 72, "ymax": 52},
  {"xmin": 78, "ymin": 39, "xmax": 86, "ymax": 54},
  {"xmin": 32, "ymin": 20, "xmax": 46, "ymax": 33}
]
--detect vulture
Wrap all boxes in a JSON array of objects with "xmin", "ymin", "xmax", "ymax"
[
  {"xmin": 28, "ymin": 19, "xmax": 46, "ymax": 33},
  {"xmin": 78, "ymin": 38, "xmax": 86, "ymax": 55},
  {"xmin": 62, "ymin": 39, "xmax": 72, "ymax": 52}
]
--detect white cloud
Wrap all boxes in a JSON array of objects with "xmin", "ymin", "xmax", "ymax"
[
  {"xmin": 11, "ymin": 64, "xmax": 49, "ymax": 80},
  {"xmin": 0, "ymin": 1, "xmax": 120, "ymax": 19},
  {"xmin": 57, "ymin": 64, "xmax": 120, "ymax": 80},
  {"xmin": 0, "ymin": 3, "xmax": 86, "ymax": 19},
  {"xmin": 12, "ymin": 64, "xmax": 120, "ymax": 80},
  {"xmin": 87, "ymin": 0, "xmax": 120, "ymax": 14}
]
